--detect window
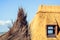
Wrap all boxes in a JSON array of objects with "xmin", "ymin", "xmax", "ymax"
[{"xmin": 47, "ymin": 25, "xmax": 56, "ymax": 37}]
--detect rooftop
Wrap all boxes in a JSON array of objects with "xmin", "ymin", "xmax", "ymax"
[{"xmin": 38, "ymin": 5, "xmax": 60, "ymax": 13}]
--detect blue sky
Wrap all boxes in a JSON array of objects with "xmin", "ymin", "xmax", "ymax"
[{"xmin": 0, "ymin": 0, "xmax": 60, "ymax": 32}]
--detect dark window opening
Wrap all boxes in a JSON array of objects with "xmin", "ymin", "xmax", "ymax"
[{"xmin": 47, "ymin": 25, "xmax": 56, "ymax": 37}]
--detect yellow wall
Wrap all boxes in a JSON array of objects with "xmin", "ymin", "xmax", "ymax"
[{"xmin": 30, "ymin": 5, "xmax": 60, "ymax": 40}]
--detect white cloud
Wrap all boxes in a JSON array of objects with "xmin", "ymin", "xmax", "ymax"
[{"xmin": 0, "ymin": 20, "xmax": 11, "ymax": 25}]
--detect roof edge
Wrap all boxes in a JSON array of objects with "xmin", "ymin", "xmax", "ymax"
[{"xmin": 38, "ymin": 5, "xmax": 60, "ymax": 12}]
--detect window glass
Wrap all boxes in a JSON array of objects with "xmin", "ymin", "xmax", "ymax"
[
  {"xmin": 46, "ymin": 25, "xmax": 56, "ymax": 37},
  {"xmin": 48, "ymin": 30, "xmax": 53, "ymax": 34},
  {"xmin": 48, "ymin": 26, "xmax": 53, "ymax": 29}
]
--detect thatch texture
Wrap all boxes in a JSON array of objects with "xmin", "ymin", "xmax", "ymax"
[
  {"xmin": 30, "ymin": 5, "xmax": 60, "ymax": 40},
  {"xmin": 0, "ymin": 8, "xmax": 30, "ymax": 40}
]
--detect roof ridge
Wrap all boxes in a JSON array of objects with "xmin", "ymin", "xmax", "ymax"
[{"xmin": 38, "ymin": 5, "xmax": 60, "ymax": 12}]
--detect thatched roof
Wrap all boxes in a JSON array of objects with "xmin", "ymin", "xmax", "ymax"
[{"xmin": 38, "ymin": 5, "xmax": 60, "ymax": 12}]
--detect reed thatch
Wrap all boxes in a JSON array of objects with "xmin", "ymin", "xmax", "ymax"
[{"xmin": 0, "ymin": 8, "xmax": 31, "ymax": 40}]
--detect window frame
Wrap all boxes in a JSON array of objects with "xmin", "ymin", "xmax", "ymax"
[{"xmin": 46, "ymin": 25, "xmax": 57, "ymax": 38}]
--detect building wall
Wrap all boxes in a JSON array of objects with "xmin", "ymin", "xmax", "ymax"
[{"xmin": 30, "ymin": 5, "xmax": 60, "ymax": 40}]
